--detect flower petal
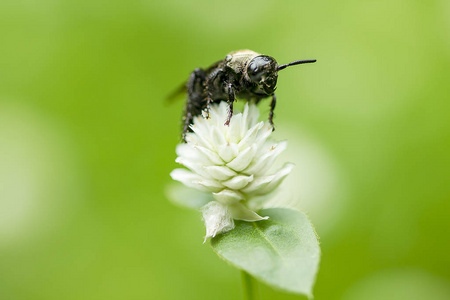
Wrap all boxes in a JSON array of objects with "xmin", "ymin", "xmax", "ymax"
[
  {"xmin": 257, "ymin": 163, "xmax": 295, "ymax": 195},
  {"xmin": 222, "ymin": 174, "xmax": 254, "ymax": 190},
  {"xmin": 187, "ymin": 123, "xmax": 214, "ymax": 150},
  {"xmin": 198, "ymin": 178, "xmax": 224, "ymax": 193},
  {"xmin": 217, "ymin": 142, "xmax": 239, "ymax": 163},
  {"xmin": 226, "ymin": 113, "xmax": 243, "ymax": 143},
  {"xmin": 209, "ymin": 126, "xmax": 227, "ymax": 149},
  {"xmin": 170, "ymin": 168, "xmax": 210, "ymax": 192},
  {"xmin": 244, "ymin": 141, "xmax": 287, "ymax": 174},
  {"xmin": 240, "ymin": 174, "xmax": 274, "ymax": 194},
  {"xmin": 228, "ymin": 202, "xmax": 269, "ymax": 221},
  {"xmin": 246, "ymin": 102, "xmax": 260, "ymax": 128},
  {"xmin": 194, "ymin": 145, "xmax": 224, "ymax": 165},
  {"xmin": 212, "ymin": 102, "xmax": 229, "ymax": 126},
  {"xmin": 204, "ymin": 165, "xmax": 237, "ymax": 181},
  {"xmin": 254, "ymin": 122, "xmax": 273, "ymax": 149},
  {"xmin": 213, "ymin": 189, "xmax": 244, "ymax": 205},
  {"xmin": 226, "ymin": 145, "xmax": 257, "ymax": 172},
  {"xmin": 176, "ymin": 143, "xmax": 209, "ymax": 165},
  {"xmin": 240, "ymin": 103, "xmax": 250, "ymax": 133},
  {"xmin": 175, "ymin": 157, "xmax": 210, "ymax": 178},
  {"xmin": 238, "ymin": 121, "xmax": 264, "ymax": 150}
]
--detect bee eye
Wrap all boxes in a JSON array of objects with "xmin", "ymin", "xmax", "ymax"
[
  {"xmin": 248, "ymin": 62, "xmax": 259, "ymax": 74},
  {"xmin": 248, "ymin": 60, "xmax": 265, "ymax": 82},
  {"xmin": 247, "ymin": 55, "xmax": 276, "ymax": 83}
]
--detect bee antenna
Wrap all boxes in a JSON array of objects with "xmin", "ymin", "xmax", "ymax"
[{"xmin": 277, "ymin": 59, "xmax": 317, "ymax": 71}]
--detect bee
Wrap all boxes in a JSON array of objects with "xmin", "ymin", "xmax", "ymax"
[{"xmin": 168, "ymin": 49, "xmax": 316, "ymax": 141}]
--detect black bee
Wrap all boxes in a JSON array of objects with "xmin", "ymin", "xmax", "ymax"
[{"xmin": 169, "ymin": 49, "xmax": 316, "ymax": 141}]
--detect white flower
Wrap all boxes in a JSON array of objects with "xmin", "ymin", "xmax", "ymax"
[{"xmin": 170, "ymin": 102, "xmax": 294, "ymax": 240}]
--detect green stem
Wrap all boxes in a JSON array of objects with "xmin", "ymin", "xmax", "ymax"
[{"xmin": 241, "ymin": 271, "xmax": 260, "ymax": 300}]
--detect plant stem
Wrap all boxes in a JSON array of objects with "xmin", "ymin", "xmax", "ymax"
[{"xmin": 241, "ymin": 271, "xmax": 260, "ymax": 300}]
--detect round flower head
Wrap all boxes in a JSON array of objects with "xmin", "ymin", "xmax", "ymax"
[{"xmin": 170, "ymin": 102, "xmax": 294, "ymax": 240}]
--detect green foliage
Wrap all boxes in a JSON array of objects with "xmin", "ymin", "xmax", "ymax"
[
  {"xmin": 166, "ymin": 183, "xmax": 213, "ymax": 209},
  {"xmin": 211, "ymin": 208, "xmax": 320, "ymax": 297}
]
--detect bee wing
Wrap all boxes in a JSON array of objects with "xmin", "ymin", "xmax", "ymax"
[{"xmin": 165, "ymin": 82, "xmax": 186, "ymax": 106}]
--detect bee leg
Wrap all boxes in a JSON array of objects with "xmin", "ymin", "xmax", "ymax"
[
  {"xmin": 269, "ymin": 93, "xmax": 276, "ymax": 131},
  {"xmin": 203, "ymin": 68, "xmax": 222, "ymax": 118},
  {"xmin": 204, "ymin": 84, "xmax": 212, "ymax": 119},
  {"xmin": 183, "ymin": 68, "xmax": 205, "ymax": 142},
  {"xmin": 224, "ymin": 82, "xmax": 235, "ymax": 126},
  {"xmin": 181, "ymin": 112, "xmax": 192, "ymax": 142}
]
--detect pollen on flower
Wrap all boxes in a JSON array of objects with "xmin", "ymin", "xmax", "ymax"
[{"xmin": 170, "ymin": 102, "xmax": 294, "ymax": 240}]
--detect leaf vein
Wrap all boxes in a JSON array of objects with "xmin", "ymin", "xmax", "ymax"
[{"xmin": 252, "ymin": 223, "xmax": 286, "ymax": 262}]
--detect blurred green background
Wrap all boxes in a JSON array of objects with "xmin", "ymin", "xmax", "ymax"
[{"xmin": 1, "ymin": 0, "xmax": 449, "ymax": 299}]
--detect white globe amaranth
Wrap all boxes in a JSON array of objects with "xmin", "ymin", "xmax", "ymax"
[{"xmin": 170, "ymin": 102, "xmax": 294, "ymax": 239}]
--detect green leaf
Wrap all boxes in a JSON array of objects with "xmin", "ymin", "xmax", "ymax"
[
  {"xmin": 211, "ymin": 208, "xmax": 320, "ymax": 298},
  {"xmin": 165, "ymin": 183, "xmax": 213, "ymax": 209}
]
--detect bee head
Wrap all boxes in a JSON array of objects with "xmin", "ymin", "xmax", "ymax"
[{"xmin": 247, "ymin": 55, "xmax": 278, "ymax": 95}]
